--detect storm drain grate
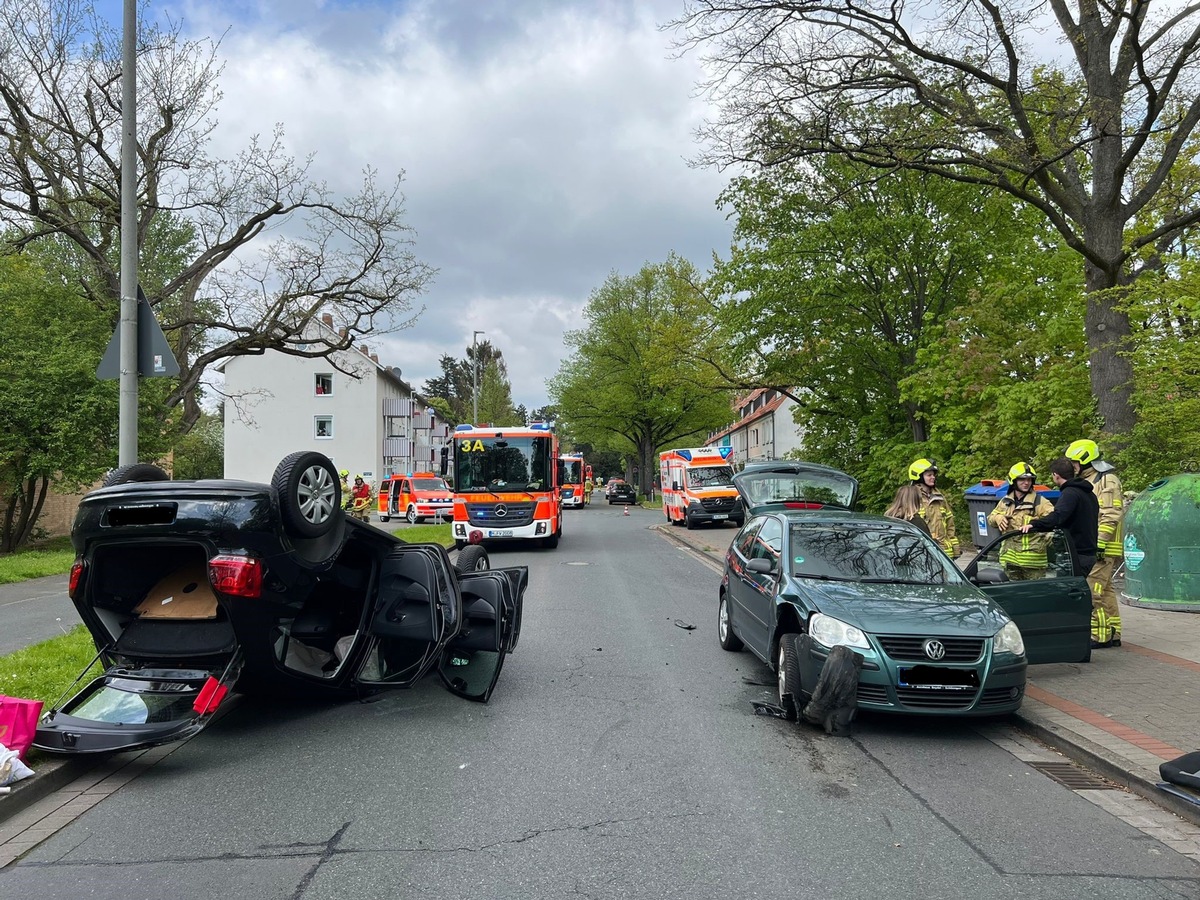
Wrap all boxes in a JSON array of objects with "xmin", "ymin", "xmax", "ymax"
[{"xmin": 1028, "ymin": 761, "xmax": 1111, "ymax": 790}]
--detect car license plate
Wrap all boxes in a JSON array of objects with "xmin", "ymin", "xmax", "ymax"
[
  {"xmin": 898, "ymin": 666, "xmax": 979, "ymax": 691},
  {"xmin": 487, "ymin": 529, "xmax": 513, "ymax": 538},
  {"xmin": 712, "ymin": 514, "xmax": 728, "ymax": 520}
]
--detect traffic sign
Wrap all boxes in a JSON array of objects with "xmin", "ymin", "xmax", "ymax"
[{"xmin": 96, "ymin": 286, "xmax": 180, "ymax": 379}]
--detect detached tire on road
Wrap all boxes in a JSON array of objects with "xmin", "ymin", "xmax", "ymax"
[
  {"xmin": 272, "ymin": 451, "xmax": 341, "ymax": 539},
  {"xmin": 455, "ymin": 544, "xmax": 489, "ymax": 573},
  {"xmin": 103, "ymin": 463, "xmax": 170, "ymax": 487}
]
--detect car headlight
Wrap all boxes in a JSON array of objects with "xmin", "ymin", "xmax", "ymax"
[
  {"xmin": 993, "ymin": 620, "xmax": 1025, "ymax": 657},
  {"xmin": 808, "ymin": 612, "xmax": 871, "ymax": 650}
]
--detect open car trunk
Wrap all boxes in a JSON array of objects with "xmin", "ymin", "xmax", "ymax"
[{"xmin": 35, "ymin": 544, "xmax": 242, "ymax": 754}]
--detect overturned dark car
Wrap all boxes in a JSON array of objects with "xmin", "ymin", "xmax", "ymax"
[{"xmin": 35, "ymin": 451, "xmax": 525, "ymax": 756}]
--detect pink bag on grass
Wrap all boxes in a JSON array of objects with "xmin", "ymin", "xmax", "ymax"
[{"xmin": 0, "ymin": 695, "xmax": 44, "ymax": 760}]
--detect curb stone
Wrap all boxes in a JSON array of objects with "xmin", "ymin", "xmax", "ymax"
[{"xmin": 0, "ymin": 754, "xmax": 98, "ymax": 825}]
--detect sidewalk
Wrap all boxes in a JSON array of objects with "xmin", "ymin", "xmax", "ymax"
[{"xmin": 657, "ymin": 523, "xmax": 1200, "ymax": 825}]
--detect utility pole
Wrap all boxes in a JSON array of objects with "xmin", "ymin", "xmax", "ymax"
[
  {"xmin": 118, "ymin": 0, "xmax": 138, "ymax": 464},
  {"xmin": 472, "ymin": 330, "xmax": 485, "ymax": 425}
]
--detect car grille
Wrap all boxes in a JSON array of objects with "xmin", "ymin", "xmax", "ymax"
[
  {"xmin": 894, "ymin": 687, "xmax": 979, "ymax": 710},
  {"xmin": 700, "ymin": 496, "xmax": 738, "ymax": 512},
  {"xmin": 977, "ymin": 685, "xmax": 1023, "ymax": 708},
  {"xmin": 465, "ymin": 502, "xmax": 536, "ymax": 528},
  {"xmin": 876, "ymin": 635, "xmax": 986, "ymax": 663},
  {"xmin": 856, "ymin": 683, "xmax": 890, "ymax": 705}
]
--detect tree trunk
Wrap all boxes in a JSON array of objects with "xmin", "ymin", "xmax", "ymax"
[{"xmin": 1083, "ymin": 249, "xmax": 1136, "ymax": 437}]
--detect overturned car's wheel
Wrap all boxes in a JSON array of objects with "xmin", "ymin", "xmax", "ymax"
[
  {"xmin": 272, "ymin": 451, "xmax": 341, "ymax": 539},
  {"xmin": 103, "ymin": 463, "xmax": 170, "ymax": 487},
  {"xmin": 455, "ymin": 544, "xmax": 489, "ymax": 573}
]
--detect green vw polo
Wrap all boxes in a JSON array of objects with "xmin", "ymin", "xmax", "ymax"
[{"xmin": 718, "ymin": 461, "xmax": 1092, "ymax": 719}]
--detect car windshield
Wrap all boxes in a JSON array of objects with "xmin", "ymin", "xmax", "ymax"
[
  {"xmin": 687, "ymin": 466, "xmax": 734, "ymax": 488},
  {"xmin": 558, "ymin": 459, "xmax": 583, "ymax": 485},
  {"xmin": 789, "ymin": 522, "xmax": 963, "ymax": 585},
  {"xmin": 741, "ymin": 469, "xmax": 854, "ymax": 508},
  {"xmin": 454, "ymin": 436, "xmax": 554, "ymax": 490},
  {"xmin": 412, "ymin": 478, "xmax": 448, "ymax": 491}
]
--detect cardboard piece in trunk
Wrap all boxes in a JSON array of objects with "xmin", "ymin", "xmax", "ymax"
[{"xmin": 135, "ymin": 565, "xmax": 219, "ymax": 619}]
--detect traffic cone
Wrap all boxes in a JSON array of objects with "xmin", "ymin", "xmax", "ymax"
[{"xmin": 623, "ymin": 504, "xmax": 629, "ymax": 516}]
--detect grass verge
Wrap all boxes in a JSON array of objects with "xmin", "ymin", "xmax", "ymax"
[
  {"xmin": 0, "ymin": 625, "xmax": 97, "ymax": 708},
  {"xmin": 384, "ymin": 523, "xmax": 454, "ymax": 546},
  {"xmin": 0, "ymin": 535, "xmax": 75, "ymax": 585}
]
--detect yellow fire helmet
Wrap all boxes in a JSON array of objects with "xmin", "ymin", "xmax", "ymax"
[
  {"xmin": 908, "ymin": 458, "xmax": 937, "ymax": 482},
  {"xmin": 1008, "ymin": 462, "xmax": 1036, "ymax": 482},
  {"xmin": 1065, "ymin": 439, "xmax": 1100, "ymax": 466},
  {"xmin": 340, "ymin": 469, "xmax": 349, "ymax": 478}
]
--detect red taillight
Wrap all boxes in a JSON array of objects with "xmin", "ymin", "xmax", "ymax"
[
  {"xmin": 68, "ymin": 559, "xmax": 84, "ymax": 599},
  {"xmin": 784, "ymin": 501, "xmax": 826, "ymax": 510},
  {"xmin": 208, "ymin": 555, "xmax": 263, "ymax": 598}
]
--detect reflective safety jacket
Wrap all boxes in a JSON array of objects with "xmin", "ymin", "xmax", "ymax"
[
  {"xmin": 988, "ymin": 490, "xmax": 1054, "ymax": 567},
  {"xmin": 1082, "ymin": 465, "xmax": 1124, "ymax": 557},
  {"xmin": 919, "ymin": 486, "xmax": 960, "ymax": 557}
]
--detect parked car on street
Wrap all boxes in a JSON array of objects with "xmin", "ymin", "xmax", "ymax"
[
  {"xmin": 35, "ymin": 451, "xmax": 525, "ymax": 756},
  {"xmin": 719, "ymin": 460, "xmax": 1092, "ymax": 720},
  {"xmin": 606, "ymin": 481, "xmax": 638, "ymax": 504}
]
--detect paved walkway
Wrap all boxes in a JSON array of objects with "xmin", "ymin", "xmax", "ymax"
[{"xmin": 657, "ymin": 523, "xmax": 1200, "ymax": 825}]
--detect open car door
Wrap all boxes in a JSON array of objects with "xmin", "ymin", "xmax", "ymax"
[
  {"xmin": 438, "ymin": 567, "xmax": 527, "ymax": 702},
  {"xmin": 963, "ymin": 529, "xmax": 1092, "ymax": 664}
]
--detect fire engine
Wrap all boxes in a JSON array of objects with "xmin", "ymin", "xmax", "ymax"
[
  {"xmin": 557, "ymin": 454, "xmax": 590, "ymax": 508},
  {"xmin": 659, "ymin": 446, "xmax": 743, "ymax": 529},
  {"xmin": 377, "ymin": 471, "xmax": 454, "ymax": 524},
  {"xmin": 444, "ymin": 423, "xmax": 562, "ymax": 548}
]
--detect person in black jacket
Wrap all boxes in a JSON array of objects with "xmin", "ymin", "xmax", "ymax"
[{"xmin": 1020, "ymin": 457, "xmax": 1099, "ymax": 576}]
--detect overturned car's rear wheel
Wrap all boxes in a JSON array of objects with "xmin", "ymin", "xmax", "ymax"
[
  {"xmin": 455, "ymin": 544, "xmax": 489, "ymax": 573},
  {"xmin": 272, "ymin": 451, "xmax": 341, "ymax": 539},
  {"xmin": 103, "ymin": 463, "xmax": 170, "ymax": 487}
]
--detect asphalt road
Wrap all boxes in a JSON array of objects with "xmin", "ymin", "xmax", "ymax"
[
  {"xmin": 3, "ymin": 505, "xmax": 1199, "ymax": 898},
  {"xmin": 0, "ymin": 575, "xmax": 79, "ymax": 655}
]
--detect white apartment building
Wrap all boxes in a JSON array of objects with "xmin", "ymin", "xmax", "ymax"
[
  {"xmin": 708, "ymin": 388, "xmax": 805, "ymax": 466},
  {"xmin": 221, "ymin": 314, "xmax": 452, "ymax": 486}
]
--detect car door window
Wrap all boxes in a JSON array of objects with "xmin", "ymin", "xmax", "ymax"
[
  {"xmin": 735, "ymin": 519, "xmax": 764, "ymax": 558},
  {"xmin": 751, "ymin": 518, "xmax": 783, "ymax": 568},
  {"xmin": 973, "ymin": 528, "xmax": 1078, "ymax": 582}
]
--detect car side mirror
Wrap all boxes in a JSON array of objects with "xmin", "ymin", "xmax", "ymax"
[
  {"xmin": 672, "ymin": 481, "xmax": 680, "ymax": 491},
  {"xmin": 746, "ymin": 558, "xmax": 777, "ymax": 576}
]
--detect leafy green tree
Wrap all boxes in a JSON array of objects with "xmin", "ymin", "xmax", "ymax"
[
  {"xmin": 476, "ymin": 360, "xmax": 521, "ymax": 426},
  {"xmin": 0, "ymin": 257, "xmax": 114, "ymax": 550},
  {"xmin": 171, "ymin": 412, "xmax": 224, "ymax": 481},
  {"xmin": 675, "ymin": 0, "xmax": 1200, "ymax": 436},
  {"xmin": 550, "ymin": 256, "xmax": 734, "ymax": 497}
]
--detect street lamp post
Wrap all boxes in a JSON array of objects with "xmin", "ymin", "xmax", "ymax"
[{"xmin": 472, "ymin": 330, "xmax": 485, "ymax": 425}]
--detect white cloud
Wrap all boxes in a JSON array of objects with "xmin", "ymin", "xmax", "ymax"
[{"xmin": 144, "ymin": 0, "xmax": 732, "ymax": 409}]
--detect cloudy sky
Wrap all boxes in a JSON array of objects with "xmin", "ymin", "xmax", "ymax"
[{"xmin": 103, "ymin": 0, "xmax": 734, "ymax": 410}]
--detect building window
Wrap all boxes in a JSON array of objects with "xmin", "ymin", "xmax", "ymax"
[
  {"xmin": 386, "ymin": 416, "xmax": 408, "ymax": 439},
  {"xmin": 315, "ymin": 373, "xmax": 333, "ymax": 395},
  {"xmin": 315, "ymin": 416, "xmax": 334, "ymax": 439}
]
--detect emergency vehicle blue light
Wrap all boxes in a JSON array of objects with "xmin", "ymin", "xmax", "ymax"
[
  {"xmin": 455, "ymin": 424, "xmax": 474, "ymax": 432},
  {"xmin": 529, "ymin": 422, "xmax": 550, "ymax": 430},
  {"xmin": 718, "ymin": 446, "xmax": 733, "ymax": 460},
  {"xmin": 678, "ymin": 450, "xmax": 693, "ymax": 461}
]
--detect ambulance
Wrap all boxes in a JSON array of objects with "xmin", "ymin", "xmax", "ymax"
[
  {"xmin": 659, "ymin": 446, "xmax": 743, "ymax": 529},
  {"xmin": 557, "ymin": 454, "xmax": 590, "ymax": 508},
  {"xmin": 444, "ymin": 423, "xmax": 563, "ymax": 548},
  {"xmin": 377, "ymin": 472, "xmax": 454, "ymax": 524}
]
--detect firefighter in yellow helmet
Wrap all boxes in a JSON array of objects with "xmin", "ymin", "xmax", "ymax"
[
  {"xmin": 987, "ymin": 463, "xmax": 1055, "ymax": 581},
  {"xmin": 1066, "ymin": 439, "xmax": 1124, "ymax": 648},
  {"xmin": 339, "ymin": 469, "xmax": 351, "ymax": 510},
  {"xmin": 909, "ymin": 458, "xmax": 960, "ymax": 557}
]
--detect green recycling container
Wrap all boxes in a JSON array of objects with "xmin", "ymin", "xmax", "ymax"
[{"xmin": 1121, "ymin": 473, "xmax": 1200, "ymax": 612}]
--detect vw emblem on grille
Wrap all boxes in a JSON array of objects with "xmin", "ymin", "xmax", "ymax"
[
  {"xmin": 494, "ymin": 504, "xmax": 508, "ymax": 518},
  {"xmin": 923, "ymin": 639, "xmax": 946, "ymax": 660}
]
